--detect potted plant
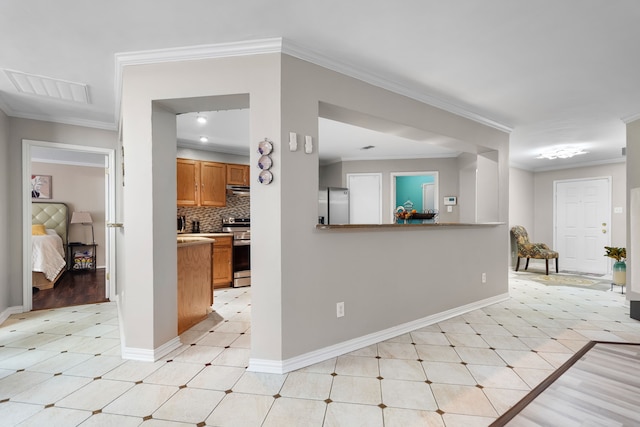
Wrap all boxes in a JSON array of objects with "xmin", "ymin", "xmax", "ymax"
[{"xmin": 604, "ymin": 246, "xmax": 626, "ymax": 286}]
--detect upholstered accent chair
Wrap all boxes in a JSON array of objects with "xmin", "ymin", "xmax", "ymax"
[{"xmin": 511, "ymin": 225, "xmax": 559, "ymax": 275}]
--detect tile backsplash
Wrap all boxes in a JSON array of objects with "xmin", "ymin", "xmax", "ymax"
[{"xmin": 177, "ymin": 194, "xmax": 250, "ymax": 232}]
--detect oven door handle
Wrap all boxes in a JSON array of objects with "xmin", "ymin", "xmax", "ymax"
[{"xmin": 233, "ymin": 240, "xmax": 251, "ymax": 246}]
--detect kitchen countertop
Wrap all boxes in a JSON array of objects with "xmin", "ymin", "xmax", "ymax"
[
  {"xmin": 316, "ymin": 222, "xmax": 505, "ymax": 230},
  {"xmin": 177, "ymin": 236, "xmax": 216, "ymax": 248},
  {"xmin": 177, "ymin": 232, "xmax": 231, "ymax": 238}
]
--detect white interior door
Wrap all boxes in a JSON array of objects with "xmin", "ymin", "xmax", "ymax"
[
  {"xmin": 555, "ymin": 178, "xmax": 610, "ymax": 274},
  {"xmin": 347, "ymin": 173, "xmax": 382, "ymax": 224}
]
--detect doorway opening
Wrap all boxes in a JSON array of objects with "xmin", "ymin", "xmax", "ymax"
[
  {"xmin": 22, "ymin": 140, "xmax": 116, "ymax": 312},
  {"xmin": 391, "ymin": 172, "xmax": 439, "ymax": 223}
]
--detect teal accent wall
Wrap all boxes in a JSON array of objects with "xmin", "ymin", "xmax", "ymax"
[{"xmin": 395, "ymin": 175, "xmax": 435, "ymax": 223}]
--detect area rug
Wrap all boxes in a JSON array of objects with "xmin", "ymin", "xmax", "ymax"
[
  {"xmin": 512, "ymin": 270, "xmax": 612, "ymax": 291},
  {"xmin": 491, "ymin": 342, "xmax": 640, "ymax": 426}
]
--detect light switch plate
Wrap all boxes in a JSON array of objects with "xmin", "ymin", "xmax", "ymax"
[
  {"xmin": 289, "ymin": 132, "xmax": 297, "ymax": 151},
  {"xmin": 305, "ymin": 135, "xmax": 313, "ymax": 154}
]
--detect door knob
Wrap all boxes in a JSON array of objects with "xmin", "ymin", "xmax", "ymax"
[
  {"xmin": 602, "ymin": 229, "xmax": 607, "ymax": 234},
  {"xmin": 602, "ymin": 222, "xmax": 607, "ymax": 226}
]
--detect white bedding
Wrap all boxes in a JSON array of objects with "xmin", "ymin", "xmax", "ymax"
[{"xmin": 32, "ymin": 231, "xmax": 66, "ymax": 281}]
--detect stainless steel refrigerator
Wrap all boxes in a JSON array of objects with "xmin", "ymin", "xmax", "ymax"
[{"xmin": 318, "ymin": 187, "xmax": 349, "ymax": 224}]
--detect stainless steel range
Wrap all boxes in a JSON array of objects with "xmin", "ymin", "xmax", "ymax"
[{"xmin": 222, "ymin": 217, "xmax": 251, "ymax": 287}]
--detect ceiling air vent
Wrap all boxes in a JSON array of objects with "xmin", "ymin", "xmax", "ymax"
[{"xmin": 3, "ymin": 69, "xmax": 89, "ymax": 104}]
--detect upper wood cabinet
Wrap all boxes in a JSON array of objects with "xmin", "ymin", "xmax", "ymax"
[
  {"xmin": 200, "ymin": 161, "xmax": 226, "ymax": 207},
  {"xmin": 177, "ymin": 158, "xmax": 226, "ymax": 207},
  {"xmin": 177, "ymin": 158, "xmax": 199, "ymax": 206},
  {"xmin": 226, "ymin": 164, "xmax": 250, "ymax": 186}
]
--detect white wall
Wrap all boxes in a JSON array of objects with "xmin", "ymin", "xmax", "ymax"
[
  {"xmin": 31, "ymin": 162, "xmax": 106, "ymax": 266},
  {"xmin": 626, "ymin": 120, "xmax": 640, "ymax": 300},
  {"xmin": 120, "ymin": 54, "xmax": 283, "ymax": 356},
  {"xmin": 0, "ymin": 110, "xmax": 9, "ymax": 313},
  {"xmin": 477, "ymin": 151, "xmax": 499, "ymax": 223},
  {"xmin": 6, "ymin": 118, "xmax": 117, "ymax": 307},
  {"xmin": 509, "ymin": 167, "xmax": 535, "ymax": 233}
]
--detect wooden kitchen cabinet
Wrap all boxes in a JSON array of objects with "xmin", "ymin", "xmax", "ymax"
[
  {"xmin": 177, "ymin": 240, "xmax": 213, "ymax": 334},
  {"xmin": 177, "ymin": 158, "xmax": 226, "ymax": 207},
  {"xmin": 177, "ymin": 158, "xmax": 199, "ymax": 206},
  {"xmin": 226, "ymin": 164, "xmax": 250, "ymax": 186},
  {"xmin": 200, "ymin": 161, "xmax": 226, "ymax": 207},
  {"xmin": 213, "ymin": 236, "xmax": 233, "ymax": 288}
]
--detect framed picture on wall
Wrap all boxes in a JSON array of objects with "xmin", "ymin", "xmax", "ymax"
[{"xmin": 31, "ymin": 175, "xmax": 52, "ymax": 199}]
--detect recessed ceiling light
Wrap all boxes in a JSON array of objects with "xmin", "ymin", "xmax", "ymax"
[
  {"xmin": 360, "ymin": 145, "xmax": 375, "ymax": 150},
  {"xmin": 196, "ymin": 115, "xmax": 207, "ymax": 124},
  {"xmin": 536, "ymin": 147, "xmax": 588, "ymax": 160},
  {"xmin": 199, "ymin": 136, "xmax": 209, "ymax": 143}
]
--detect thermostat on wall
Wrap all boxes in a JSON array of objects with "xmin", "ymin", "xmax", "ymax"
[{"xmin": 444, "ymin": 196, "xmax": 457, "ymax": 206}]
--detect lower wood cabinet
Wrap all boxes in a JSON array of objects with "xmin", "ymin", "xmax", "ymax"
[
  {"xmin": 177, "ymin": 241, "xmax": 213, "ymax": 334},
  {"xmin": 213, "ymin": 236, "xmax": 233, "ymax": 288}
]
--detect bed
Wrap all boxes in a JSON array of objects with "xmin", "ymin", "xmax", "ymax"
[{"xmin": 32, "ymin": 202, "xmax": 69, "ymax": 290}]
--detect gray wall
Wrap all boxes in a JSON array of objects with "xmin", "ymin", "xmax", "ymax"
[
  {"xmin": 117, "ymin": 51, "xmax": 509, "ymax": 367},
  {"xmin": 279, "ymin": 54, "xmax": 510, "ymax": 360},
  {"xmin": 319, "ymin": 162, "xmax": 343, "ymax": 189},
  {"xmin": 0, "ymin": 110, "xmax": 9, "ymax": 313}
]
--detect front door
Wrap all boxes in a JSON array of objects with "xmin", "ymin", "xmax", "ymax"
[{"xmin": 555, "ymin": 178, "xmax": 610, "ymax": 274}]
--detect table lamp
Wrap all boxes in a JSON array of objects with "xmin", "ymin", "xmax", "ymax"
[{"xmin": 71, "ymin": 211, "xmax": 94, "ymax": 244}]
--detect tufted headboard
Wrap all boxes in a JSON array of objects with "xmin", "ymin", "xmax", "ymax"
[{"xmin": 32, "ymin": 202, "xmax": 69, "ymax": 247}]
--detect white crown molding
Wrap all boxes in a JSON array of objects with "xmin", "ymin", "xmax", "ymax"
[
  {"xmin": 113, "ymin": 37, "xmax": 512, "ymax": 134},
  {"xmin": 7, "ymin": 110, "xmax": 117, "ymax": 131},
  {"xmin": 622, "ymin": 112, "xmax": 640, "ymax": 124},
  {"xmin": 114, "ymin": 38, "xmax": 284, "ymax": 126}
]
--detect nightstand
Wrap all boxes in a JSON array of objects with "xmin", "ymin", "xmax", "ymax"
[{"xmin": 68, "ymin": 242, "xmax": 97, "ymax": 271}]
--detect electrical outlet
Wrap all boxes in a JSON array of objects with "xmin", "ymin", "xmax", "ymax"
[
  {"xmin": 336, "ymin": 302, "xmax": 345, "ymax": 318},
  {"xmin": 481, "ymin": 273, "xmax": 487, "ymax": 283}
]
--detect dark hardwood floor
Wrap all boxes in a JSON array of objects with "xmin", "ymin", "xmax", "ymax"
[{"xmin": 32, "ymin": 268, "xmax": 108, "ymax": 310}]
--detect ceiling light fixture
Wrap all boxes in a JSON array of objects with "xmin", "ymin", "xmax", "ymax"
[
  {"xmin": 199, "ymin": 136, "xmax": 208, "ymax": 143},
  {"xmin": 536, "ymin": 147, "xmax": 588, "ymax": 160},
  {"xmin": 196, "ymin": 115, "xmax": 207, "ymax": 124}
]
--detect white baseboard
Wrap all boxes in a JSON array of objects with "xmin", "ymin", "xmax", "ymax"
[
  {"xmin": 248, "ymin": 292, "xmax": 510, "ymax": 374},
  {"xmin": 121, "ymin": 336, "xmax": 182, "ymax": 362},
  {"xmin": 0, "ymin": 306, "xmax": 25, "ymax": 325}
]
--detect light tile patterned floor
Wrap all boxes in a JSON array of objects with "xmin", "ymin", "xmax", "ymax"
[{"xmin": 0, "ymin": 273, "xmax": 638, "ymax": 426}]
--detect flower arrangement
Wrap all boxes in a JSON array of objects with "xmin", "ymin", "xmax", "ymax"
[{"xmin": 604, "ymin": 246, "xmax": 626, "ymax": 262}]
